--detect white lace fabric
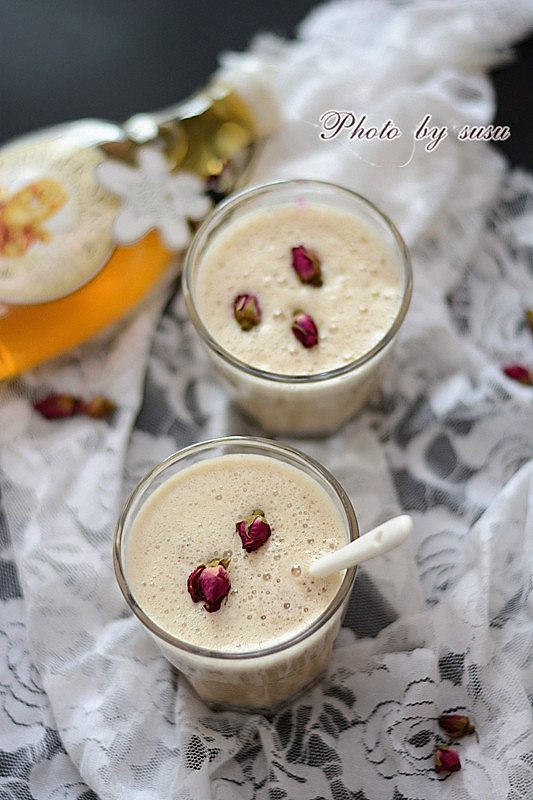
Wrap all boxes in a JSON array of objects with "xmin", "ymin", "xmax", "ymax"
[{"xmin": 1, "ymin": 1, "xmax": 533, "ymax": 798}]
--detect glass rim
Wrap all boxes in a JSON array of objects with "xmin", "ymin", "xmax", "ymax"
[
  {"xmin": 113, "ymin": 435, "xmax": 359, "ymax": 661},
  {"xmin": 182, "ymin": 178, "xmax": 413, "ymax": 384}
]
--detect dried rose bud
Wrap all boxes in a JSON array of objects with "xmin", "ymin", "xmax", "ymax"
[
  {"xmin": 75, "ymin": 395, "xmax": 117, "ymax": 419},
  {"xmin": 34, "ymin": 393, "xmax": 117, "ymax": 420},
  {"xmin": 526, "ymin": 309, "xmax": 533, "ymax": 332},
  {"xmin": 33, "ymin": 393, "xmax": 80, "ymax": 419},
  {"xmin": 438, "ymin": 714, "xmax": 477, "ymax": 740},
  {"xmin": 187, "ymin": 558, "xmax": 231, "ymax": 612},
  {"xmin": 236, "ymin": 509, "xmax": 271, "ymax": 553},
  {"xmin": 292, "ymin": 310, "xmax": 319, "ymax": 348},
  {"xmin": 291, "ymin": 245, "xmax": 323, "ymax": 286},
  {"xmin": 434, "ymin": 745, "xmax": 461, "ymax": 774},
  {"xmin": 503, "ymin": 364, "xmax": 533, "ymax": 385},
  {"xmin": 233, "ymin": 294, "xmax": 261, "ymax": 331}
]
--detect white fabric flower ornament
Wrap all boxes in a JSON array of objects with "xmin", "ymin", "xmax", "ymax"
[{"xmin": 96, "ymin": 147, "xmax": 212, "ymax": 251}]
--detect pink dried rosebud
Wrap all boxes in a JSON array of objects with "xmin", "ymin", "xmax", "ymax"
[
  {"xmin": 503, "ymin": 364, "xmax": 533, "ymax": 385},
  {"xmin": 187, "ymin": 558, "xmax": 231, "ymax": 612},
  {"xmin": 75, "ymin": 395, "xmax": 117, "ymax": 419},
  {"xmin": 292, "ymin": 309, "xmax": 319, "ymax": 348},
  {"xmin": 236, "ymin": 509, "xmax": 271, "ymax": 553},
  {"xmin": 34, "ymin": 393, "xmax": 117, "ymax": 420},
  {"xmin": 291, "ymin": 245, "xmax": 323, "ymax": 286},
  {"xmin": 33, "ymin": 393, "xmax": 80, "ymax": 419},
  {"xmin": 438, "ymin": 714, "xmax": 477, "ymax": 739},
  {"xmin": 434, "ymin": 745, "xmax": 461, "ymax": 774},
  {"xmin": 233, "ymin": 294, "xmax": 262, "ymax": 331}
]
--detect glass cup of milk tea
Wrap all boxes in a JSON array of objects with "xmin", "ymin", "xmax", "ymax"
[
  {"xmin": 182, "ymin": 179, "xmax": 412, "ymax": 436},
  {"xmin": 113, "ymin": 436, "xmax": 359, "ymax": 714}
]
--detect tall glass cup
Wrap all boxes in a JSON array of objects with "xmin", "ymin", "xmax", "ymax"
[
  {"xmin": 113, "ymin": 436, "xmax": 359, "ymax": 714},
  {"xmin": 182, "ymin": 180, "xmax": 412, "ymax": 436}
]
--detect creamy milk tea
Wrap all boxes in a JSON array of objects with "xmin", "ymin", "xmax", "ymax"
[
  {"xmin": 183, "ymin": 180, "xmax": 412, "ymax": 435},
  {"xmin": 114, "ymin": 437, "xmax": 358, "ymax": 713},
  {"xmin": 195, "ymin": 203, "xmax": 400, "ymax": 374}
]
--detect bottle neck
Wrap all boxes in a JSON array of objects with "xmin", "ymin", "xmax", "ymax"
[{"xmin": 123, "ymin": 57, "xmax": 280, "ymax": 152}]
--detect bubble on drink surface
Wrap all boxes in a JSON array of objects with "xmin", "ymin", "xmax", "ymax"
[{"xmin": 291, "ymin": 565, "xmax": 301, "ymax": 577}]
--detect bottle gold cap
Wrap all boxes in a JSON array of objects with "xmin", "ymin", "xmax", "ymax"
[{"xmin": 212, "ymin": 57, "xmax": 281, "ymax": 138}]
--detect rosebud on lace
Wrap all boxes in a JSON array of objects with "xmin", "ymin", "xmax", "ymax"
[
  {"xmin": 434, "ymin": 745, "xmax": 461, "ymax": 774},
  {"xmin": 34, "ymin": 393, "xmax": 117, "ymax": 420},
  {"xmin": 292, "ymin": 310, "xmax": 319, "ymax": 348},
  {"xmin": 187, "ymin": 558, "xmax": 231, "ymax": 612},
  {"xmin": 233, "ymin": 294, "xmax": 262, "ymax": 331},
  {"xmin": 236, "ymin": 509, "xmax": 271, "ymax": 552},
  {"xmin": 291, "ymin": 245, "xmax": 323, "ymax": 286},
  {"xmin": 503, "ymin": 364, "xmax": 533, "ymax": 385},
  {"xmin": 438, "ymin": 714, "xmax": 477, "ymax": 739},
  {"xmin": 75, "ymin": 395, "xmax": 117, "ymax": 419},
  {"xmin": 33, "ymin": 393, "xmax": 80, "ymax": 419}
]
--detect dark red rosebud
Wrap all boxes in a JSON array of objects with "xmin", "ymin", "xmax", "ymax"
[
  {"xmin": 233, "ymin": 294, "xmax": 262, "ymax": 331},
  {"xmin": 75, "ymin": 395, "xmax": 117, "ymax": 419},
  {"xmin": 34, "ymin": 393, "xmax": 117, "ymax": 420},
  {"xmin": 434, "ymin": 745, "xmax": 461, "ymax": 774},
  {"xmin": 33, "ymin": 393, "xmax": 80, "ymax": 419},
  {"xmin": 187, "ymin": 558, "xmax": 231, "ymax": 612},
  {"xmin": 186, "ymin": 565, "xmax": 206, "ymax": 604},
  {"xmin": 503, "ymin": 364, "xmax": 533, "ymax": 385},
  {"xmin": 438, "ymin": 714, "xmax": 477, "ymax": 740},
  {"xmin": 291, "ymin": 245, "xmax": 323, "ymax": 286},
  {"xmin": 292, "ymin": 309, "xmax": 318, "ymax": 348},
  {"xmin": 236, "ymin": 509, "xmax": 271, "ymax": 553}
]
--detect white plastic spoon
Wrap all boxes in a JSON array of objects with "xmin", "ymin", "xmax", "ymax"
[{"xmin": 309, "ymin": 514, "xmax": 413, "ymax": 578}]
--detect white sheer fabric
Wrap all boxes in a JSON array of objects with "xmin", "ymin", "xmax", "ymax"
[{"xmin": 1, "ymin": 1, "xmax": 533, "ymax": 798}]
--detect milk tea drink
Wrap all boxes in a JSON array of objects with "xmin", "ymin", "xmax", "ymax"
[
  {"xmin": 114, "ymin": 437, "xmax": 358, "ymax": 713},
  {"xmin": 183, "ymin": 180, "xmax": 412, "ymax": 436}
]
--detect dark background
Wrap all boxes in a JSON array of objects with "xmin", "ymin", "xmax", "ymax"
[{"xmin": 0, "ymin": 0, "xmax": 532, "ymax": 170}]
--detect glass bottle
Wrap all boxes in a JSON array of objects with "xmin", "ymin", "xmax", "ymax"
[{"xmin": 0, "ymin": 58, "xmax": 279, "ymax": 379}]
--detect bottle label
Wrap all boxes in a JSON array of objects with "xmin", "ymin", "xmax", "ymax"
[{"xmin": 0, "ymin": 138, "xmax": 119, "ymax": 304}]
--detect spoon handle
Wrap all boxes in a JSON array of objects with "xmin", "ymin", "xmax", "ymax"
[{"xmin": 309, "ymin": 514, "xmax": 413, "ymax": 578}]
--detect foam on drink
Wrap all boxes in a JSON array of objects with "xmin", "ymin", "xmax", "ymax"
[
  {"xmin": 194, "ymin": 201, "xmax": 403, "ymax": 375},
  {"xmin": 125, "ymin": 453, "xmax": 347, "ymax": 653}
]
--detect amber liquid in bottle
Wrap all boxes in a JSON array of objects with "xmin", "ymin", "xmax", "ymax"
[{"xmin": 0, "ymin": 71, "xmax": 270, "ymax": 379}]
